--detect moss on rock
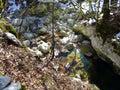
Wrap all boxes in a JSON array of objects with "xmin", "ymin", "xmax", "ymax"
[{"xmin": 0, "ymin": 18, "xmax": 18, "ymax": 37}]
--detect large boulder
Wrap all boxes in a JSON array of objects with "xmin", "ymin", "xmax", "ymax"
[
  {"xmin": 0, "ymin": 76, "xmax": 11, "ymax": 90},
  {"xmin": 3, "ymin": 82, "xmax": 21, "ymax": 90},
  {"xmin": 77, "ymin": 24, "xmax": 120, "ymax": 75},
  {"xmin": 4, "ymin": 32, "xmax": 22, "ymax": 47}
]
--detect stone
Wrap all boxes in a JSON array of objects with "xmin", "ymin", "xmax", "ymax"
[
  {"xmin": 22, "ymin": 19, "xmax": 28, "ymax": 27},
  {"xmin": 70, "ymin": 34, "xmax": 83, "ymax": 43},
  {"xmin": 24, "ymin": 32, "xmax": 36, "ymax": 39},
  {"xmin": 53, "ymin": 65, "xmax": 59, "ymax": 71},
  {"xmin": 12, "ymin": 18, "xmax": 22, "ymax": 26},
  {"xmin": 82, "ymin": 40, "xmax": 90, "ymax": 45},
  {"xmin": 3, "ymin": 82, "xmax": 21, "ymax": 90},
  {"xmin": 65, "ymin": 43, "xmax": 74, "ymax": 50},
  {"xmin": 35, "ymin": 50, "xmax": 43, "ymax": 57},
  {"xmin": 37, "ymin": 27, "xmax": 48, "ymax": 35},
  {"xmin": 58, "ymin": 30, "xmax": 67, "ymax": 37},
  {"xmin": 4, "ymin": 32, "xmax": 22, "ymax": 47},
  {"xmin": 38, "ymin": 41, "xmax": 51, "ymax": 53},
  {"xmin": 0, "ymin": 29, "xmax": 3, "ymax": 35},
  {"xmin": 60, "ymin": 37, "xmax": 69, "ymax": 44},
  {"xmin": 85, "ymin": 52, "xmax": 93, "ymax": 57},
  {"xmin": 23, "ymin": 40, "xmax": 31, "ymax": 46},
  {"xmin": 0, "ymin": 76, "xmax": 11, "ymax": 90}
]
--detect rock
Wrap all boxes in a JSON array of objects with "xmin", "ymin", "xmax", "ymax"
[
  {"xmin": 53, "ymin": 65, "xmax": 59, "ymax": 71},
  {"xmin": 54, "ymin": 48, "xmax": 60, "ymax": 57},
  {"xmin": 67, "ymin": 19, "xmax": 74, "ymax": 26},
  {"xmin": 79, "ymin": 25, "xmax": 120, "ymax": 75},
  {"xmin": 25, "ymin": 16, "xmax": 36, "ymax": 25},
  {"xmin": 60, "ymin": 37, "xmax": 69, "ymax": 44},
  {"xmin": 57, "ymin": 30, "xmax": 67, "ymax": 37},
  {"xmin": 24, "ymin": 32, "xmax": 36, "ymax": 39},
  {"xmin": 38, "ymin": 41, "xmax": 51, "ymax": 53},
  {"xmin": 116, "ymin": 32, "xmax": 120, "ymax": 41},
  {"xmin": 35, "ymin": 50, "xmax": 43, "ymax": 57},
  {"xmin": 37, "ymin": 27, "xmax": 48, "ymax": 35},
  {"xmin": 65, "ymin": 43, "xmax": 74, "ymax": 50},
  {"xmin": 22, "ymin": 19, "xmax": 28, "ymax": 27},
  {"xmin": 82, "ymin": 40, "xmax": 90, "ymax": 45},
  {"xmin": 0, "ymin": 29, "xmax": 3, "ymax": 35},
  {"xmin": 4, "ymin": 32, "xmax": 22, "ymax": 47},
  {"xmin": 0, "ymin": 76, "xmax": 11, "ymax": 90},
  {"xmin": 70, "ymin": 34, "xmax": 83, "ymax": 43},
  {"xmin": 88, "ymin": 18, "xmax": 96, "ymax": 25},
  {"xmin": 85, "ymin": 52, "xmax": 93, "ymax": 57},
  {"xmin": 23, "ymin": 40, "xmax": 31, "ymax": 46},
  {"xmin": 12, "ymin": 18, "xmax": 22, "ymax": 26},
  {"xmin": 3, "ymin": 82, "xmax": 21, "ymax": 90}
]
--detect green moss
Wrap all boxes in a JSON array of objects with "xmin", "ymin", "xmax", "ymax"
[
  {"xmin": 70, "ymin": 69, "xmax": 88, "ymax": 81},
  {"xmin": 20, "ymin": 84, "xmax": 26, "ymax": 90},
  {"xmin": 0, "ymin": 72, "xmax": 3, "ymax": 76},
  {"xmin": 22, "ymin": 42, "xmax": 29, "ymax": 51},
  {"xmin": 0, "ymin": 0, "xmax": 3, "ymax": 9},
  {"xmin": 0, "ymin": 18, "xmax": 18, "ymax": 37}
]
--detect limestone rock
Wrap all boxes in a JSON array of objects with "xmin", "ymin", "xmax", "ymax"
[
  {"xmin": 38, "ymin": 41, "xmax": 51, "ymax": 53},
  {"xmin": 4, "ymin": 32, "xmax": 22, "ymax": 47},
  {"xmin": 23, "ymin": 40, "xmax": 31, "ymax": 46},
  {"xmin": 70, "ymin": 34, "xmax": 83, "ymax": 43},
  {"xmin": 24, "ymin": 32, "xmax": 36, "ymax": 39},
  {"xmin": 3, "ymin": 82, "xmax": 21, "ymax": 90},
  {"xmin": 65, "ymin": 43, "xmax": 74, "ymax": 50},
  {"xmin": 0, "ymin": 76, "xmax": 11, "ymax": 90},
  {"xmin": 35, "ymin": 50, "xmax": 43, "ymax": 57},
  {"xmin": 37, "ymin": 27, "xmax": 48, "ymax": 35},
  {"xmin": 60, "ymin": 37, "xmax": 70, "ymax": 44},
  {"xmin": 82, "ymin": 40, "xmax": 90, "ymax": 45}
]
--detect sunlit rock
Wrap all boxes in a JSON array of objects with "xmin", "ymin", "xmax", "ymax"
[
  {"xmin": 4, "ymin": 32, "xmax": 22, "ymax": 47},
  {"xmin": 38, "ymin": 41, "xmax": 51, "ymax": 53},
  {"xmin": 60, "ymin": 37, "xmax": 70, "ymax": 44},
  {"xmin": 23, "ymin": 40, "xmax": 31, "ymax": 46}
]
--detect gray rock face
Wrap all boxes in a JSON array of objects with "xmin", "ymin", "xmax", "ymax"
[
  {"xmin": 90, "ymin": 34, "xmax": 120, "ymax": 74},
  {"xmin": 3, "ymin": 82, "xmax": 21, "ymax": 90},
  {"xmin": 79, "ymin": 25, "xmax": 120, "ymax": 75},
  {"xmin": 4, "ymin": 32, "xmax": 22, "ymax": 47},
  {"xmin": 0, "ymin": 76, "xmax": 11, "ymax": 90}
]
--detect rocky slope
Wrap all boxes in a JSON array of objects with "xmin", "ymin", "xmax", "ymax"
[{"xmin": 0, "ymin": 19, "xmax": 99, "ymax": 90}]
